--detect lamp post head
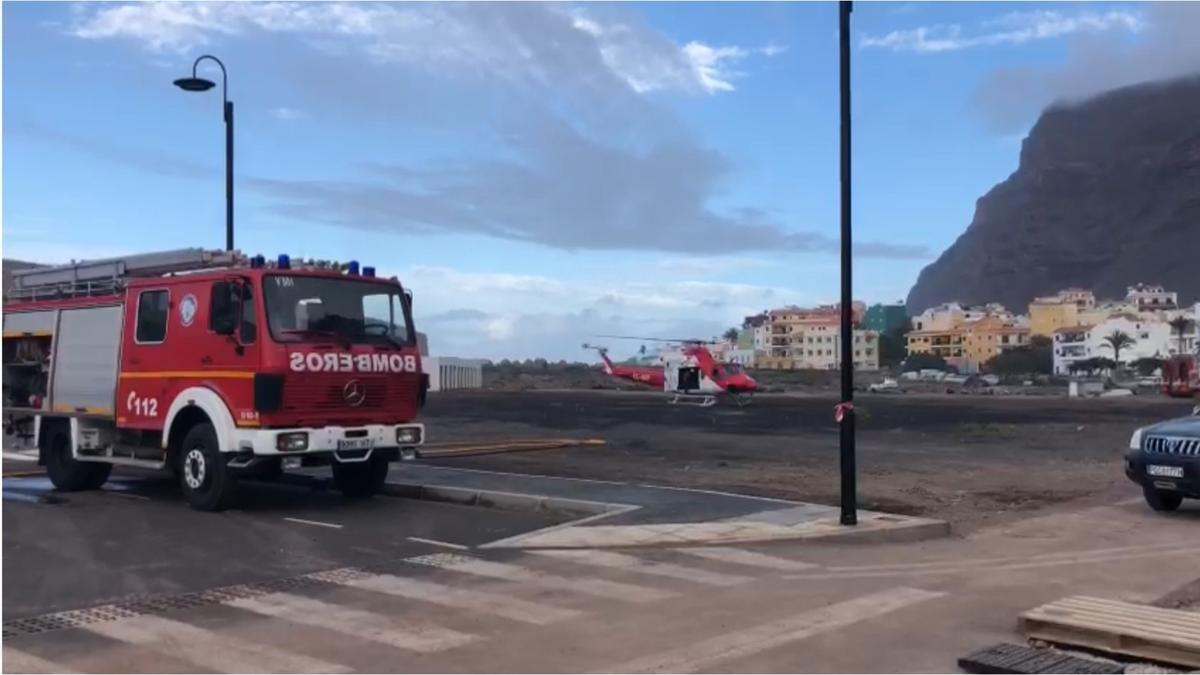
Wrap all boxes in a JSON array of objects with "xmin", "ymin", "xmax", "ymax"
[{"xmin": 174, "ymin": 77, "xmax": 217, "ymax": 92}]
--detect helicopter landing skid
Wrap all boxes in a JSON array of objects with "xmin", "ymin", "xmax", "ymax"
[{"xmin": 669, "ymin": 393, "xmax": 718, "ymax": 407}]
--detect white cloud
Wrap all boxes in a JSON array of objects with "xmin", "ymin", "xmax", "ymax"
[
  {"xmin": 655, "ymin": 256, "xmax": 775, "ymax": 276},
  {"xmin": 70, "ymin": 2, "xmax": 780, "ymax": 96},
  {"xmin": 972, "ymin": 3, "xmax": 1200, "ymax": 133},
  {"xmin": 270, "ymin": 106, "xmax": 307, "ymax": 121},
  {"xmin": 860, "ymin": 9, "xmax": 1146, "ymax": 54}
]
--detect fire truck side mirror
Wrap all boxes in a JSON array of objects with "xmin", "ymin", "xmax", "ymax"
[
  {"xmin": 211, "ymin": 285, "xmax": 238, "ymax": 336},
  {"xmin": 210, "ymin": 279, "xmax": 247, "ymax": 349},
  {"xmin": 403, "ymin": 288, "xmax": 413, "ymax": 308}
]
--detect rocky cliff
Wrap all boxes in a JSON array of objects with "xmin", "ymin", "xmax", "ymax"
[{"xmin": 907, "ymin": 76, "xmax": 1200, "ymax": 313}]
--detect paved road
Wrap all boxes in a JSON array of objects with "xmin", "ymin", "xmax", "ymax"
[
  {"xmin": 2, "ymin": 463, "xmax": 561, "ymax": 618},
  {"xmin": 4, "ymin": 457, "xmax": 1198, "ymax": 672}
]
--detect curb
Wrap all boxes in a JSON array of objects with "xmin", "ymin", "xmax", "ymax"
[{"xmin": 380, "ymin": 480, "xmax": 629, "ymax": 518}]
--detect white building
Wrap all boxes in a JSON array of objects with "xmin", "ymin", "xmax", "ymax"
[
  {"xmin": 1164, "ymin": 303, "xmax": 1200, "ymax": 357},
  {"xmin": 1126, "ymin": 283, "xmax": 1178, "ymax": 312},
  {"xmin": 423, "ymin": 356, "xmax": 485, "ymax": 391},
  {"xmin": 1052, "ymin": 314, "xmax": 1173, "ymax": 375},
  {"xmin": 790, "ymin": 326, "xmax": 880, "ymax": 371}
]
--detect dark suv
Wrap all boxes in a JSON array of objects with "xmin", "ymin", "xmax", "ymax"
[{"xmin": 1125, "ymin": 405, "xmax": 1200, "ymax": 511}]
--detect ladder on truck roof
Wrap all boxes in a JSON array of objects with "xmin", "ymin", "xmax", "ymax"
[{"xmin": 6, "ymin": 248, "xmax": 241, "ymax": 302}]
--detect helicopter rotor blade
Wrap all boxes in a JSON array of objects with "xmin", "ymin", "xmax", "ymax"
[{"xmin": 595, "ymin": 334, "xmax": 717, "ymax": 344}]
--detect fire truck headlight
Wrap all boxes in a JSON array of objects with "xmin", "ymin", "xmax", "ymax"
[
  {"xmin": 396, "ymin": 427, "xmax": 422, "ymax": 446},
  {"xmin": 276, "ymin": 432, "xmax": 309, "ymax": 452}
]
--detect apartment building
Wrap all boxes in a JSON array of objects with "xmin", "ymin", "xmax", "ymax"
[
  {"xmin": 907, "ymin": 309, "xmax": 1029, "ymax": 372},
  {"xmin": 790, "ymin": 324, "xmax": 880, "ymax": 370},
  {"xmin": 1126, "ymin": 283, "xmax": 1179, "ymax": 312},
  {"xmin": 1029, "ymin": 288, "xmax": 1096, "ymax": 337},
  {"xmin": 1052, "ymin": 314, "xmax": 1173, "ymax": 374}
]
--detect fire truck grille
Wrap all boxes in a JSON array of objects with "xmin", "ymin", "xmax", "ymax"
[{"xmin": 282, "ymin": 375, "xmax": 404, "ymax": 411}]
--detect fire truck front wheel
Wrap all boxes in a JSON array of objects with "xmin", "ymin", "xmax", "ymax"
[
  {"xmin": 331, "ymin": 456, "xmax": 389, "ymax": 498},
  {"xmin": 178, "ymin": 422, "xmax": 238, "ymax": 512},
  {"xmin": 43, "ymin": 424, "xmax": 111, "ymax": 491}
]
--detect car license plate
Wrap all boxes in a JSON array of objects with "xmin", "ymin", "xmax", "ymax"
[
  {"xmin": 337, "ymin": 437, "xmax": 374, "ymax": 451},
  {"xmin": 1147, "ymin": 464, "xmax": 1184, "ymax": 478}
]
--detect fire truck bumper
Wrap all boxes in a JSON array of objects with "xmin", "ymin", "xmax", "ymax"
[{"xmin": 232, "ymin": 423, "xmax": 425, "ymax": 458}]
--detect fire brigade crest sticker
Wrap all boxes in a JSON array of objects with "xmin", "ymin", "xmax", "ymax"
[{"xmin": 179, "ymin": 294, "xmax": 198, "ymax": 327}]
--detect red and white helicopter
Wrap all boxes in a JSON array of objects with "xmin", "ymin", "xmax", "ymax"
[{"xmin": 583, "ymin": 336, "xmax": 759, "ymax": 407}]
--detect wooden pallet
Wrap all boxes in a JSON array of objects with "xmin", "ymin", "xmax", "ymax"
[{"xmin": 1019, "ymin": 595, "xmax": 1200, "ymax": 668}]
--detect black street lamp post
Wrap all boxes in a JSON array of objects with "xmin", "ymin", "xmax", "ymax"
[
  {"xmin": 838, "ymin": 1, "xmax": 858, "ymax": 526},
  {"xmin": 174, "ymin": 55, "xmax": 234, "ymax": 252}
]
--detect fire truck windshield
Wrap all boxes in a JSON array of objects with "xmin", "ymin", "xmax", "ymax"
[{"xmin": 264, "ymin": 275, "xmax": 412, "ymax": 346}]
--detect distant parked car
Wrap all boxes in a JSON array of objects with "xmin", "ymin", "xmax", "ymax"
[
  {"xmin": 869, "ymin": 378, "xmax": 900, "ymax": 393},
  {"xmin": 1125, "ymin": 405, "xmax": 1200, "ymax": 512}
]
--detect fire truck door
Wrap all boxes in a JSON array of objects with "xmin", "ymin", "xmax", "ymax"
[{"xmin": 119, "ymin": 288, "xmax": 171, "ymax": 429}]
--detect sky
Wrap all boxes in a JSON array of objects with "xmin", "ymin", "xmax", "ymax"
[{"xmin": 4, "ymin": 1, "xmax": 1198, "ymax": 361}]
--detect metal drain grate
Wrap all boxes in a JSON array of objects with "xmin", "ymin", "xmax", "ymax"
[
  {"xmin": 3, "ymin": 570, "xmax": 337, "ymax": 639},
  {"xmin": 302, "ymin": 567, "xmax": 375, "ymax": 584},
  {"xmin": 959, "ymin": 643, "xmax": 1124, "ymax": 674},
  {"xmin": 404, "ymin": 552, "xmax": 478, "ymax": 568}
]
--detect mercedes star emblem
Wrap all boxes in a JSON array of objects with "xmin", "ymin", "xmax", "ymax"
[{"xmin": 342, "ymin": 379, "xmax": 366, "ymax": 407}]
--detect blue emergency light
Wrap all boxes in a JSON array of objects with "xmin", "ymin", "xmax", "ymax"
[
  {"xmin": 362, "ymin": 266, "xmax": 376, "ymax": 278},
  {"xmin": 347, "ymin": 260, "xmax": 360, "ymax": 275},
  {"xmin": 278, "ymin": 254, "xmax": 291, "ymax": 270},
  {"xmin": 250, "ymin": 254, "xmax": 265, "ymax": 269}
]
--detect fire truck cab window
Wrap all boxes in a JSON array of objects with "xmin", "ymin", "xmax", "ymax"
[
  {"xmin": 264, "ymin": 275, "xmax": 411, "ymax": 345},
  {"xmin": 209, "ymin": 282, "xmax": 257, "ymax": 344},
  {"xmin": 135, "ymin": 290, "xmax": 169, "ymax": 343}
]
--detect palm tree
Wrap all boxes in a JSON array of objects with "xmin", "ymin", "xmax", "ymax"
[
  {"xmin": 1101, "ymin": 330, "xmax": 1136, "ymax": 365},
  {"xmin": 1168, "ymin": 315, "xmax": 1194, "ymax": 355},
  {"xmin": 723, "ymin": 328, "xmax": 740, "ymax": 343}
]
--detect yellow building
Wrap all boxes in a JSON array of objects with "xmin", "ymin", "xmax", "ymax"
[
  {"xmin": 1029, "ymin": 288, "xmax": 1095, "ymax": 337},
  {"xmin": 907, "ymin": 316, "xmax": 1029, "ymax": 370},
  {"xmin": 961, "ymin": 316, "xmax": 1030, "ymax": 364},
  {"xmin": 905, "ymin": 328, "xmax": 964, "ymax": 361}
]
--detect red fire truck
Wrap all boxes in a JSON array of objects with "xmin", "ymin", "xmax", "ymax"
[
  {"xmin": 1163, "ymin": 355, "xmax": 1199, "ymax": 398},
  {"xmin": 2, "ymin": 248, "xmax": 427, "ymax": 511}
]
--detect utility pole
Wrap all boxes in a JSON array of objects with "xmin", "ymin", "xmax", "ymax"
[{"xmin": 838, "ymin": 0, "xmax": 858, "ymax": 526}]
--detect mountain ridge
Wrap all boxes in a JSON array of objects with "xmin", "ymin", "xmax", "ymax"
[{"xmin": 907, "ymin": 75, "xmax": 1200, "ymax": 313}]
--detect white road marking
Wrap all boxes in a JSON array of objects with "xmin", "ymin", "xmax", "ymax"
[
  {"xmin": 2, "ymin": 647, "xmax": 78, "ymax": 674},
  {"xmin": 84, "ymin": 612, "xmax": 347, "ymax": 673},
  {"xmin": 534, "ymin": 549, "xmax": 753, "ymax": 587},
  {"xmin": 675, "ymin": 547, "xmax": 818, "ymax": 571},
  {"xmin": 606, "ymin": 587, "xmax": 945, "ymax": 673},
  {"xmin": 225, "ymin": 591, "xmax": 475, "ymax": 653},
  {"xmin": 283, "ymin": 517, "xmax": 343, "ymax": 529},
  {"xmin": 827, "ymin": 541, "xmax": 1192, "ymax": 573},
  {"xmin": 413, "ymin": 464, "xmax": 632, "ymax": 486},
  {"xmin": 104, "ymin": 491, "xmax": 150, "ymax": 500},
  {"xmin": 406, "ymin": 554, "xmax": 675, "ymax": 603},
  {"xmin": 317, "ymin": 569, "xmax": 582, "ymax": 625},
  {"xmin": 634, "ymin": 483, "xmax": 799, "ymax": 504},
  {"xmin": 789, "ymin": 546, "xmax": 1200, "ymax": 580},
  {"xmin": 407, "ymin": 536, "xmax": 470, "ymax": 550},
  {"xmin": 1, "ymin": 452, "xmax": 38, "ymax": 463}
]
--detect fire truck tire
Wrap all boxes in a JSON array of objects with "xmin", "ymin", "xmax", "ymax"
[
  {"xmin": 179, "ymin": 423, "xmax": 238, "ymax": 512},
  {"xmin": 43, "ymin": 426, "xmax": 111, "ymax": 491},
  {"xmin": 332, "ymin": 456, "xmax": 389, "ymax": 498}
]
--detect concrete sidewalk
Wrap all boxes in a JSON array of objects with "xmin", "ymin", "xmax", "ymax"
[{"xmin": 386, "ymin": 463, "xmax": 949, "ymax": 549}]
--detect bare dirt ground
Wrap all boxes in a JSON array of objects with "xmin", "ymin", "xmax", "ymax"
[{"xmin": 420, "ymin": 390, "xmax": 1195, "ymax": 532}]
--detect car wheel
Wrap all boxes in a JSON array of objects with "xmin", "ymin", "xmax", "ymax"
[
  {"xmin": 332, "ymin": 456, "xmax": 388, "ymax": 498},
  {"xmin": 1143, "ymin": 486, "xmax": 1183, "ymax": 512},
  {"xmin": 179, "ymin": 422, "xmax": 237, "ymax": 512},
  {"xmin": 43, "ymin": 424, "xmax": 111, "ymax": 491}
]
